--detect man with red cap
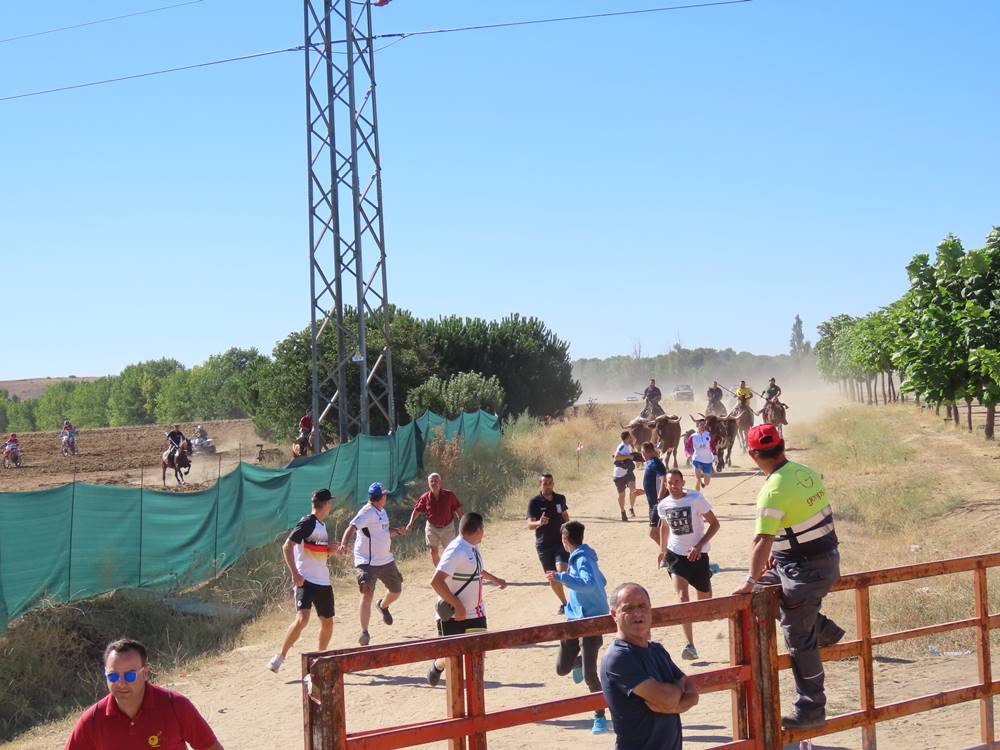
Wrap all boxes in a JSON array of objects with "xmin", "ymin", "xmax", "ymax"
[{"xmin": 732, "ymin": 424, "xmax": 844, "ymax": 730}]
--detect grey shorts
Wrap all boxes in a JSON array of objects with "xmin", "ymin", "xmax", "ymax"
[
  {"xmin": 356, "ymin": 561, "xmax": 404, "ymax": 594},
  {"xmin": 425, "ymin": 521, "xmax": 457, "ymax": 549}
]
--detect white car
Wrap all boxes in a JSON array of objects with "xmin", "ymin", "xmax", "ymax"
[{"xmin": 671, "ymin": 384, "xmax": 694, "ymax": 401}]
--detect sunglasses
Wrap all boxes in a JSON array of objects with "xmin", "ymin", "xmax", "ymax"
[{"xmin": 106, "ymin": 670, "xmax": 140, "ymax": 683}]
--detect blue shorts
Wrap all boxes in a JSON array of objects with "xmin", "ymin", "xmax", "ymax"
[{"xmin": 693, "ymin": 460, "xmax": 714, "ymax": 475}]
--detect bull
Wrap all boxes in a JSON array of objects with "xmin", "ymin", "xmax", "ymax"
[
  {"xmin": 691, "ymin": 413, "xmax": 738, "ymax": 471},
  {"xmin": 623, "ymin": 414, "xmax": 681, "ymax": 468}
]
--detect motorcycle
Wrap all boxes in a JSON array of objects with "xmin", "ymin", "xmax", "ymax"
[
  {"xmin": 190, "ymin": 435, "xmax": 216, "ymax": 454},
  {"xmin": 2, "ymin": 444, "xmax": 22, "ymax": 469}
]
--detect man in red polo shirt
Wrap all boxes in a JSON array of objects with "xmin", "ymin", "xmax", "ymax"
[
  {"xmin": 65, "ymin": 638, "xmax": 222, "ymax": 750},
  {"xmin": 404, "ymin": 472, "xmax": 462, "ymax": 566}
]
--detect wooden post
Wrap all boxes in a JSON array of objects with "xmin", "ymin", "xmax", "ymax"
[
  {"xmin": 855, "ymin": 586, "xmax": 877, "ymax": 749},
  {"xmin": 973, "ymin": 565, "xmax": 995, "ymax": 749},
  {"xmin": 729, "ymin": 613, "xmax": 749, "ymax": 741},
  {"xmin": 446, "ymin": 655, "xmax": 466, "ymax": 750},
  {"xmin": 465, "ymin": 651, "xmax": 488, "ymax": 750},
  {"xmin": 751, "ymin": 589, "xmax": 781, "ymax": 749},
  {"xmin": 304, "ymin": 659, "xmax": 343, "ymax": 750}
]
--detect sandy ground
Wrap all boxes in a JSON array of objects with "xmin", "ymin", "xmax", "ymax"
[{"xmin": 7, "ymin": 403, "xmax": 997, "ymax": 750}]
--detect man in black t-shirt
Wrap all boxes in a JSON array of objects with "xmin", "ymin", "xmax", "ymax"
[{"xmin": 526, "ymin": 473, "xmax": 570, "ymax": 614}]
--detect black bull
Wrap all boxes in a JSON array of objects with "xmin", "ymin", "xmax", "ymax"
[{"xmin": 693, "ymin": 414, "xmax": 738, "ymax": 471}]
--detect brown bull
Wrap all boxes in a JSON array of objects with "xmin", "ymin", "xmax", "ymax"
[
  {"xmin": 693, "ymin": 413, "xmax": 737, "ymax": 471},
  {"xmin": 623, "ymin": 415, "xmax": 681, "ymax": 468}
]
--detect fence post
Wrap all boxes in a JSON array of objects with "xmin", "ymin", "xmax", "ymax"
[
  {"xmin": 464, "ymin": 651, "xmax": 487, "ymax": 750},
  {"xmin": 973, "ymin": 564, "xmax": 996, "ymax": 749},
  {"xmin": 67, "ymin": 471, "xmax": 76, "ymax": 600},
  {"xmin": 728, "ymin": 612, "xmax": 749, "ymax": 741},
  {"xmin": 445, "ymin": 655, "xmax": 466, "ymax": 750},
  {"xmin": 855, "ymin": 586, "xmax": 877, "ymax": 749},
  {"xmin": 751, "ymin": 589, "xmax": 781, "ymax": 749},
  {"xmin": 138, "ymin": 467, "xmax": 144, "ymax": 587},
  {"xmin": 303, "ymin": 658, "xmax": 343, "ymax": 750}
]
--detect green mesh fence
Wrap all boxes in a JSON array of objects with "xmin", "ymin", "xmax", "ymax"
[{"xmin": 0, "ymin": 410, "xmax": 500, "ymax": 631}]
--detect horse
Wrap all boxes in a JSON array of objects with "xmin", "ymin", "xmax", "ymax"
[
  {"xmin": 705, "ymin": 398, "xmax": 727, "ymax": 418},
  {"xmin": 729, "ymin": 401, "xmax": 755, "ymax": 451},
  {"xmin": 762, "ymin": 401, "xmax": 788, "ymax": 436},
  {"xmin": 162, "ymin": 439, "xmax": 192, "ymax": 486},
  {"xmin": 292, "ymin": 430, "xmax": 314, "ymax": 458}
]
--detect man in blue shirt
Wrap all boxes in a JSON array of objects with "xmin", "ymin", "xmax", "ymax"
[
  {"xmin": 641, "ymin": 441, "xmax": 668, "ymax": 545},
  {"xmin": 600, "ymin": 582, "xmax": 699, "ymax": 750}
]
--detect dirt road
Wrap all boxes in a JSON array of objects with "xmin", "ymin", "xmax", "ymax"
[{"xmin": 8, "ymin": 413, "xmax": 988, "ymax": 750}]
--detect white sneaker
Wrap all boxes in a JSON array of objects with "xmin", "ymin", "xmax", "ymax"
[
  {"xmin": 681, "ymin": 644, "xmax": 698, "ymax": 660},
  {"xmin": 267, "ymin": 654, "xmax": 284, "ymax": 673}
]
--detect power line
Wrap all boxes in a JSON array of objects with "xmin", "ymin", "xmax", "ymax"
[
  {"xmin": 0, "ymin": 0, "xmax": 751, "ymax": 102},
  {"xmin": 0, "ymin": 46, "xmax": 303, "ymax": 102},
  {"xmin": 0, "ymin": 0, "xmax": 205, "ymax": 45}
]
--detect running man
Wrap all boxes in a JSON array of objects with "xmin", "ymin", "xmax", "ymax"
[
  {"xmin": 612, "ymin": 430, "xmax": 640, "ymax": 521},
  {"xmin": 339, "ymin": 482, "xmax": 406, "ymax": 646},
  {"xmin": 268, "ymin": 488, "xmax": 337, "ymax": 672},
  {"xmin": 427, "ymin": 512, "xmax": 507, "ymax": 686},
  {"xmin": 527, "ymin": 473, "xmax": 570, "ymax": 614},
  {"xmin": 640, "ymin": 441, "xmax": 668, "ymax": 545},
  {"xmin": 690, "ymin": 419, "xmax": 714, "ymax": 491},
  {"xmin": 656, "ymin": 469, "xmax": 720, "ymax": 661},
  {"xmin": 405, "ymin": 472, "xmax": 462, "ymax": 566},
  {"xmin": 547, "ymin": 521, "xmax": 610, "ymax": 734}
]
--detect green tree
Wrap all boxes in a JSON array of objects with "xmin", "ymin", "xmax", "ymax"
[
  {"xmin": 34, "ymin": 380, "xmax": 77, "ymax": 430},
  {"xmin": 404, "ymin": 376, "xmax": 448, "ymax": 419},
  {"xmin": 155, "ymin": 369, "xmax": 197, "ymax": 423},
  {"xmin": 107, "ymin": 359, "xmax": 183, "ymax": 426},
  {"xmin": 5, "ymin": 397, "xmax": 36, "ymax": 432},
  {"xmin": 789, "ymin": 314, "xmax": 811, "ymax": 357},
  {"xmin": 404, "ymin": 371, "xmax": 505, "ymax": 420},
  {"xmin": 68, "ymin": 378, "xmax": 113, "ymax": 427}
]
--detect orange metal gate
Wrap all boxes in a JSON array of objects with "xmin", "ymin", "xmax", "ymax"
[{"xmin": 302, "ymin": 552, "xmax": 999, "ymax": 750}]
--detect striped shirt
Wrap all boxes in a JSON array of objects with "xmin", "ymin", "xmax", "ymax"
[
  {"xmin": 436, "ymin": 536, "xmax": 485, "ymax": 620},
  {"xmin": 755, "ymin": 461, "xmax": 838, "ymax": 563}
]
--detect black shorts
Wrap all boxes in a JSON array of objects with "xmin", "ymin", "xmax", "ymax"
[
  {"xmin": 663, "ymin": 551, "xmax": 713, "ymax": 593},
  {"xmin": 648, "ymin": 506, "xmax": 661, "ymax": 528},
  {"xmin": 294, "ymin": 580, "xmax": 335, "ymax": 618},
  {"xmin": 437, "ymin": 616, "xmax": 488, "ymax": 636},
  {"xmin": 536, "ymin": 544, "xmax": 569, "ymax": 571},
  {"xmin": 613, "ymin": 471, "xmax": 636, "ymax": 492}
]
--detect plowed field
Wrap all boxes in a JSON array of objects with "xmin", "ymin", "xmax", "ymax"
[{"xmin": 0, "ymin": 420, "xmax": 277, "ymax": 493}]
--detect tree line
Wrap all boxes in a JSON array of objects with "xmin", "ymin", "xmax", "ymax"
[
  {"xmin": 815, "ymin": 225, "xmax": 1000, "ymax": 439},
  {"xmin": 0, "ymin": 310, "xmax": 580, "ymax": 441}
]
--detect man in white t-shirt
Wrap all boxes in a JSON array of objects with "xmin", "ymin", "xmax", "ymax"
[
  {"xmin": 690, "ymin": 419, "xmax": 715, "ymax": 491},
  {"xmin": 656, "ymin": 469, "xmax": 721, "ymax": 660},
  {"xmin": 427, "ymin": 512, "xmax": 507, "ymax": 686},
  {"xmin": 267, "ymin": 488, "xmax": 339, "ymax": 673},
  {"xmin": 612, "ymin": 430, "xmax": 641, "ymax": 522},
  {"xmin": 339, "ymin": 482, "xmax": 406, "ymax": 646}
]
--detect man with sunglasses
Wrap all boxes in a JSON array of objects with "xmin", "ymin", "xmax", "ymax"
[{"xmin": 65, "ymin": 638, "xmax": 222, "ymax": 749}]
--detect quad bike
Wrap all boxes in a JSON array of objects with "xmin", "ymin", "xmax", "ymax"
[{"xmin": 190, "ymin": 435, "xmax": 216, "ymax": 454}]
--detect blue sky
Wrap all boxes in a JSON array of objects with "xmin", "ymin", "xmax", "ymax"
[{"xmin": 2, "ymin": 0, "xmax": 998, "ymax": 380}]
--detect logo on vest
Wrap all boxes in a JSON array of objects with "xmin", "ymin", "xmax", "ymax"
[
  {"xmin": 148, "ymin": 732, "xmax": 162, "ymax": 747},
  {"xmin": 795, "ymin": 470, "xmax": 814, "ymax": 489}
]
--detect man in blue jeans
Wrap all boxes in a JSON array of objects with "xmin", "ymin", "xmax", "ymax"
[{"xmin": 546, "ymin": 521, "xmax": 610, "ymax": 734}]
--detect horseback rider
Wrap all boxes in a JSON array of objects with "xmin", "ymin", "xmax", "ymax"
[
  {"xmin": 706, "ymin": 381, "xmax": 725, "ymax": 415},
  {"xmin": 734, "ymin": 380, "xmax": 754, "ymax": 407},
  {"xmin": 763, "ymin": 378, "xmax": 783, "ymax": 405},
  {"xmin": 165, "ymin": 424, "xmax": 186, "ymax": 462},
  {"xmin": 2, "ymin": 433, "xmax": 19, "ymax": 456},
  {"xmin": 642, "ymin": 379, "xmax": 664, "ymax": 418},
  {"xmin": 299, "ymin": 409, "xmax": 313, "ymax": 440}
]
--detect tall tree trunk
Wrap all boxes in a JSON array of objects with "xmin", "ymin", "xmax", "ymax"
[
  {"xmin": 966, "ymin": 400, "xmax": 973, "ymax": 432},
  {"xmin": 945, "ymin": 403, "xmax": 952, "ymax": 419},
  {"xmin": 935, "ymin": 402, "xmax": 939, "ymax": 416},
  {"xmin": 953, "ymin": 403, "xmax": 960, "ymax": 426},
  {"xmin": 848, "ymin": 379, "xmax": 856, "ymax": 401},
  {"xmin": 881, "ymin": 371, "xmax": 887, "ymax": 405},
  {"xmin": 865, "ymin": 378, "xmax": 873, "ymax": 405},
  {"xmin": 986, "ymin": 404, "xmax": 996, "ymax": 440}
]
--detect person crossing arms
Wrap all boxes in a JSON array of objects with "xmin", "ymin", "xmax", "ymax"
[
  {"xmin": 339, "ymin": 482, "xmax": 406, "ymax": 646},
  {"xmin": 732, "ymin": 424, "xmax": 844, "ymax": 729},
  {"xmin": 656, "ymin": 470, "xmax": 720, "ymax": 661}
]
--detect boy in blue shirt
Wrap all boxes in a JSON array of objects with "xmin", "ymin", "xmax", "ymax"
[{"xmin": 547, "ymin": 520, "xmax": 610, "ymax": 734}]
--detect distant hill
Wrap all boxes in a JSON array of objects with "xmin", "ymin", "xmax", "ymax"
[{"xmin": 0, "ymin": 376, "xmax": 101, "ymax": 400}]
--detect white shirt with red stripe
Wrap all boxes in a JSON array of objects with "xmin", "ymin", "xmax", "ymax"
[{"xmin": 288, "ymin": 514, "xmax": 330, "ymax": 585}]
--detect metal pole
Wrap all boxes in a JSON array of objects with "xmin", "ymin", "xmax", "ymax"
[
  {"xmin": 215, "ymin": 454, "xmax": 222, "ymax": 577},
  {"xmin": 138, "ymin": 466, "xmax": 144, "ymax": 587},
  {"xmin": 67, "ymin": 466, "xmax": 76, "ymax": 599}
]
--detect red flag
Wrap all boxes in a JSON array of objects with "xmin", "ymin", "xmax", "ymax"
[{"xmin": 576, "ymin": 440, "xmax": 583, "ymax": 452}]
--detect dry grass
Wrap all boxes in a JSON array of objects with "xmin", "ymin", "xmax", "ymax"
[{"xmin": 798, "ymin": 404, "xmax": 1000, "ymax": 654}]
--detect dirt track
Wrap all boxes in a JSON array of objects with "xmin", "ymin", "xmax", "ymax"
[
  {"xmin": 7, "ymin": 401, "xmax": 993, "ymax": 750},
  {"xmin": 0, "ymin": 420, "xmax": 275, "ymax": 493}
]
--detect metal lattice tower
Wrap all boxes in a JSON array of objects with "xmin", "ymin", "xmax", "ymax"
[{"xmin": 304, "ymin": 0, "xmax": 395, "ymax": 447}]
